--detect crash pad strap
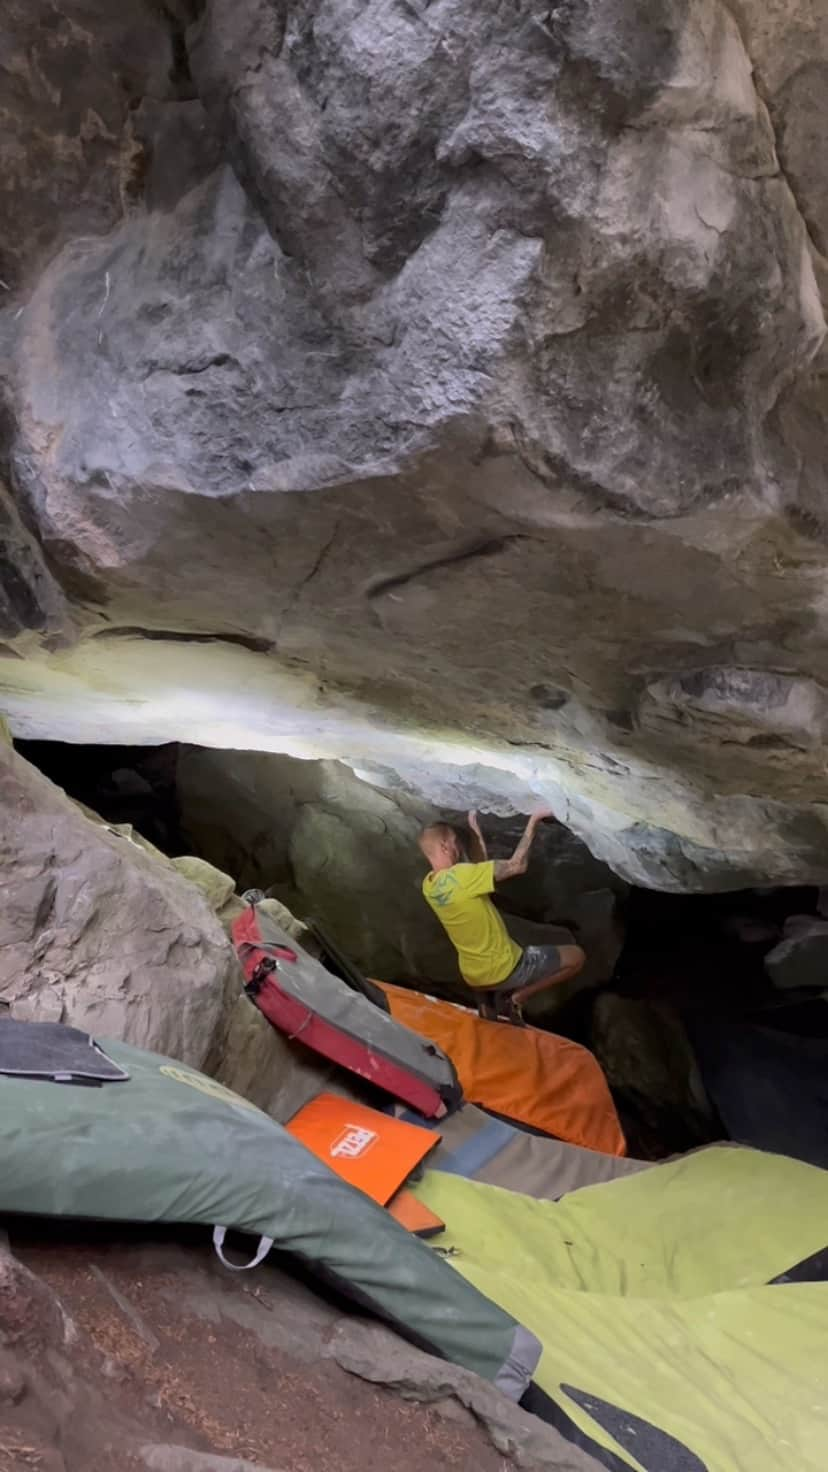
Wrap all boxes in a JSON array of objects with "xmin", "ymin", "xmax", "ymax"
[
  {"xmin": 212, "ymin": 1226, "xmax": 274, "ymax": 1271},
  {"xmin": 396, "ymin": 1109, "xmax": 524, "ymax": 1177},
  {"xmin": 412, "ymin": 1109, "xmax": 577, "ymax": 1183},
  {"xmin": 434, "ymin": 1119, "xmax": 516, "ymax": 1178}
]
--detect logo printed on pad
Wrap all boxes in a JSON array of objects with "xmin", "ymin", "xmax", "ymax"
[
  {"xmin": 159, "ymin": 1065, "xmax": 259, "ymax": 1112},
  {"xmin": 286, "ymin": 1092, "xmax": 438, "ymax": 1204},
  {"xmin": 331, "ymin": 1125, "xmax": 378, "ymax": 1160}
]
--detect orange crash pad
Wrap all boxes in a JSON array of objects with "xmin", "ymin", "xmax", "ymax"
[
  {"xmin": 286, "ymin": 1093, "xmax": 439, "ymax": 1204},
  {"xmin": 386, "ymin": 1187, "xmax": 445, "ymax": 1239},
  {"xmin": 378, "ymin": 984, "xmax": 626, "ymax": 1156}
]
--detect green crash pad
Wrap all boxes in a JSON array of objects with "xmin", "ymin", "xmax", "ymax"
[
  {"xmin": 0, "ymin": 1029, "xmax": 539, "ymax": 1400},
  {"xmin": 414, "ymin": 1147, "xmax": 828, "ymax": 1472}
]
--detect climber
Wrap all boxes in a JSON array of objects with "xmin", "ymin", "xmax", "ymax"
[{"xmin": 418, "ymin": 807, "xmax": 586, "ymax": 1021}]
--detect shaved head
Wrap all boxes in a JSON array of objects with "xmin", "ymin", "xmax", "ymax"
[{"xmin": 418, "ymin": 822, "xmax": 463, "ymax": 871}]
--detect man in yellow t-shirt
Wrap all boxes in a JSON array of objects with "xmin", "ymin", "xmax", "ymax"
[{"xmin": 419, "ymin": 808, "xmax": 585, "ymax": 1011}]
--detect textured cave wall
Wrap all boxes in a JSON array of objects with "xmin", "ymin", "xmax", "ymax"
[
  {"xmin": 174, "ymin": 745, "xmax": 627, "ymax": 989},
  {"xmin": 1, "ymin": 0, "xmax": 828, "ymax": 889},
  {"xmin": 177, "ymin": 748, "xmax": 454, "ymax": 983}
]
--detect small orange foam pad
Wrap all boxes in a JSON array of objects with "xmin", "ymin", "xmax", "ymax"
[
  {"xmin": 285, "ymin": 1093, "xmax": 439, "ymax": 1204},
  {"xmin": 386, "ymin": 1187, "xmax": 445, "ymax": 1239},
  {"xmin": 378, "ymin": 983, "xmax": 627, "ymax": 1156}
]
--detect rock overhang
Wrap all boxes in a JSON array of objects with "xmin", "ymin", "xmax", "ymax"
[{"xmin": 1, "ymin": 0, "xmax": 827, "ymax": 892}]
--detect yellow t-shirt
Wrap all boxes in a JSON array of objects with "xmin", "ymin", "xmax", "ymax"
[{"xmin": 422, "ymin": 861, "xmax": 521, "ymax": 988}]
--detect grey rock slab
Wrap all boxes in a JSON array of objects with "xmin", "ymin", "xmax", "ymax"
[
  {"xmin": 326, "ymin": 1319, "xmax": 603, "ymax": 1472},
  {"xmin": 0, "ymin": 742, "xmax": 237, "ymax": 1067},
  {"xmin": 764, "ymin": 916, "xmax": 828, "ymax": 991},
  {"xmin": 141, "ymin": 1449, "xmax": 285, "ymax": 1472}
]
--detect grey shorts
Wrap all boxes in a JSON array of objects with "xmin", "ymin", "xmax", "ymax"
[{"xmin": 492, "ymin": 943, "xmax": 562, "ymax": 994}]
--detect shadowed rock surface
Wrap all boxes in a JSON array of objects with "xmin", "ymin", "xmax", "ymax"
[
  {"xmin": 1, "ymin": 1230, "xmax": 596, "ymax": 1472},
  {"xmin": 1, "ymin": 0, "xmax": 827, "ymax": 888},
  {"xmin": 174, "ymin": 746, "xmax": 627, "ymax": 989},
  {"xmin": 0, "ymin": 738, "xmax": 237, "ymax": 1066}
]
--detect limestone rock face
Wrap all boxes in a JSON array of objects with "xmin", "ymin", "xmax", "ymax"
[
  {"xmin": 177, "ymin": 748, "xmax": 458, "ymax": 982},
  {"xmin": 1, "ymin": 0, "xmax": 828, "ymax": 889},
  {"xmin": 0, "ymin": 742, "xmax": 237, "ymax": 1066},
  {"xmin": 170, "ymin": 855, "xmax": 237, "ymax": 915}
]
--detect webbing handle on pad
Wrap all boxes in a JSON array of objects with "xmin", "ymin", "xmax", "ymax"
[{"xmin": 212, "ymin": 1226, "xmax": 274, "ymax": 1271}]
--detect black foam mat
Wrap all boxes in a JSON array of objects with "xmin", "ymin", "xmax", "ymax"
[{"xmin": 0, "ymin": 1017, "xmax": 128, "ymax": 1083}]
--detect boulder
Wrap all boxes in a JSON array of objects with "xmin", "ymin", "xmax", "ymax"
[
  {"xmin": 325, "ymin": 1320, "xmax": 600, "ymax": 1471},
  {"xmin": 589, "ymin": 994, "xmax": 720, "ymax": 1158},
  {"xmin": 0, "ymin": 741, "xmax": 330, "ymax": 1108},
  {"xmin": 764, "ymin": 917, "xmax": 828, "ymax": 992},
  {"xmin": 0, "ymin": 0, "xmax": 827, "ymax": 890},
  {"xmin": 566, "ymin": 889, "xmax": 626, "ymax": 986},
  {"xmin": 177, "ymin": 749, "xmax": 459, "ymax": 984},
  {"xmin": 171, "ymin": 856, "xmax": 236, "ymax": 915},
  {"xmin": 0, "ymin": 741, "xmax": 237, "ymax": 1068},
  {"xmin": 286, "ymin": 800, "xmax": 452, "ymax": 984}
]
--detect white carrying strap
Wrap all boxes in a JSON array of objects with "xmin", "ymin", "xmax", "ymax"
[{"xmin": 212, "ymin": 1226, "xmax": 274, "ymax": 1271}]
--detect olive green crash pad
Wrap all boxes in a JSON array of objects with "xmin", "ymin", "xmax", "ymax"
[
  {"xmin": 0, "ymin": 1027, "xmax": 540, "ymax": 1401},
  {"xmin": 414, "ymin": 1147, "xmax": 828, "ymax": 1472}
]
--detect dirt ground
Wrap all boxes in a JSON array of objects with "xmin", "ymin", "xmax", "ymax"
[{"xmin": 1, "ymin": 1223, "xmax": 521, "ymax": 1472}]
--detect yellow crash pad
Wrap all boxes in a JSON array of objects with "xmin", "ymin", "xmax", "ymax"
[{"xmin": 414, "ymin": 1147, "xmax": 828, "ymax": 1471}]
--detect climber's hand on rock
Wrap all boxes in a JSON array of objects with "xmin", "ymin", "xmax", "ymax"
[{"xmin": 530, "ymin": 805, "xmax": 556, "ymax": 825}]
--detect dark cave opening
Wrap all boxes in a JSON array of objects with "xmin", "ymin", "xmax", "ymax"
[
  {"xmin": 16, "ymin": 736, "xmax": 828, "ymax": 1163},
  {"xmin": 616, "ymin": 883, "xmax": 821, "ymax": 1015},
  {"xmin": 16, "ymin": 738, "xmax": 189, "ymax": 857}
]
